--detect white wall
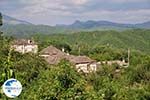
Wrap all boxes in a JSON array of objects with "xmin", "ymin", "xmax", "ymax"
[
  {"xmin": 24, "ymin": 45, "xmax": 38, "ymax": 53},
  {"xmin": 76, "ymin": 63, "xmax": 97, "ymax": 73},
  {"xmin": 11, "ymin": 45, "xmax": 38, "ymax": 54}
]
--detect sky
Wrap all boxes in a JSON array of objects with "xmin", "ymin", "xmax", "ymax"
[{"xmin": 0, "ymin": 0, "xmax": 150, "ymax": 25}]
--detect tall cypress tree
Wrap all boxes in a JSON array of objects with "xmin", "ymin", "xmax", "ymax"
[
  {"xmin": 0, "ymin": 12, "xmax": 3, "ymax": 37},
  {"xmin": 0, "ymin": 12, "xmax": 2, "ymax": 26}
]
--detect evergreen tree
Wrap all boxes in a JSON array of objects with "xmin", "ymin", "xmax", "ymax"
[
  {"xmin": 0, "ymin": 12, "xmax": 3, "ymax": 37},
  {"xmin": 0, "ymin": 12, "xmax": 2, "ymax": 26}
]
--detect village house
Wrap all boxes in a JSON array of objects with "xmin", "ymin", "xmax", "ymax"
[
  {"xmin": 11, "ymin": 39, "xmax": 38, "ymax": 54},
  {"xmin": 66, "ymin": 55, "xmax": 97, "ymax": 73},
  {"xmin": 40, "ymin": 46, "xmax": 66, "ymax": 65},
  {"xmin": 40, "ymin": 45, "xmax": 97, "ymax": 73},
  {"xmin": 98, "ymin": 59, "xmax": 128, "ymax": 68}
]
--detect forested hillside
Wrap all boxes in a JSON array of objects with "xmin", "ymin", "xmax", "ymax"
[
  {"xmin": 0, "ymin": 35, "xmax": 149, "ymax": 99},
  {"xmin": 1, "ymin": 24, "xmax": 73, "ymax": 37},
  {"xmin": 0, "ymin": 13, "xmax": 150, "ymax": 100},
  {"xmin": 33, "ymin": 29, "xmax": 150, "ymax": 54}
]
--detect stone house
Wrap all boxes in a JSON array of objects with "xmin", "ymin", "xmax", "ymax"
[
  {"xmin": 39, "ymin": 46, "xmax": 66, "ymax": 65},
  {"xmin": 99, "ymin": 60, "xmax": 128, "ymax": 68},
  {"xmin": 40, "ymin": 45, "xmax": 97, "ymax": 73},
  {"xmin": 11, "ymin": 39, "xmax": 38, "ymax": 54},
  {"xmin": 65, "ymin": 55, "xmax": 97, "ymax": 73}
]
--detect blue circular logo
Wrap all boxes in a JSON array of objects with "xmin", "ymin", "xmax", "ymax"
[{"xmin": 2, "ymin": 78, "xmax": 22, "ymax": 98}]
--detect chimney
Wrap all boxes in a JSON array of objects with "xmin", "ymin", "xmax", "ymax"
[
  {"xmin": 66, "ymin": 52, "xmax": 70, "ymax": 55},
  {"xmin": 62, "ymin": 47, "xmax": 65, "ymax": 52},
  {"xmin": 122, "ymin": 59, "xmax": 125, "ymax": 63},
  {"xmin": 28, "ymin": 40, "xmax": 32, "ymax": 44}
]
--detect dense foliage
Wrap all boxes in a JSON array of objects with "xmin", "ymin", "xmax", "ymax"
[
  {"xmin": 33, "ymin": 29, "xmax": 150, "ymax": 54},
  {"xmin": 0, "ymin": 34, "xmax": 149, "ymax": 100},
  {"xmin": 0, "ymin": 37, "xmax": 48, "ymax": 98},
  {"xmin": 18, "ymin": 60, "xmax": 98, "ymax": 100},
  {"xmin": 0, "ymin": 18, "xmax": 149, "ymax": 100}
]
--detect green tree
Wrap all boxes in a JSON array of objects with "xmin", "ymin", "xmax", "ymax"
[
  {"xmin": 20, "ymin": 60, "xmax": 98, "ymax": 100},
  {"xmin": 0, "ymin": 12, "xmax": 2, "ymax": 26},
  {"xmin": 0, "ymin": 12, "xmax": 3, "ymax": 37}
]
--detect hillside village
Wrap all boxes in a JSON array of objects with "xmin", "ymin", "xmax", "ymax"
[
  {"xmin": 1, "ymin": 30, "xmax": 150, "ymax": 100},
  {"xmin": 0, "ymin": 13, "xmax": 149, "ymax": 100},
  {"xmin": 11, "ymin": 39, "xmax": 129, "ymax": 73}
]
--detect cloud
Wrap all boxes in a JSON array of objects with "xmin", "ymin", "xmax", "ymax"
[
  {"xmin": 79, "ymin": 9, "xmax": 150, "ymax": 23},
  {"xmin": 110, "ymin": 0, "xmax": 149, "ymax": 3},
  {"xmin": 71, "ymin": 0, "xmax": 89, "ymax": 5},
  {"xmin": 0, "ymin": 0, "xmax": 150, "ymax": 25}
]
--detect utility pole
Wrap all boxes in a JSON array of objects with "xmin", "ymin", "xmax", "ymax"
[{"xmin": 128, "ymin": 48, "xmax": 130, "ymax": 66}]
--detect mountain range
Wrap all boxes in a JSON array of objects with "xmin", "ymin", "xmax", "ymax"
[
  {"xmin": 2, "ymin": 14, "xmax": 32, "ymax": 25},
  {"xmin": 2, "ymin": 14, "xmax": 150, "ymax": 29},
  {"xmin": 57, "ymin": 20, "xmax": 150, "ymax": 29},
  {"xmin": 0, "ymin": 14, "xmax": 150, "ymax": 37}
]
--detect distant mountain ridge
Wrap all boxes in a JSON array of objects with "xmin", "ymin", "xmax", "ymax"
[
  {"xmin": 1, "ymin": 14, "xmax": 150, "ymax": 37},
  {"xmin": 2, "ymin": 14, "xmax": 150, "ymax": 29},
  {"xmin": 2, "ymin": 14, "xmax": 32, "ymax": 25},
  {"xmin": 135, "ymin": 21, "xmax": 150, "ymax": 28},
  {"xmin": 57, "ymin": 20, "xmax": 150, "ymax": 29}
]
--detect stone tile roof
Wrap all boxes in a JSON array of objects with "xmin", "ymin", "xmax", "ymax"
[
  {"xmin": 40, "ymin": 46, "xmax": 67, "ymax": 64},
  {"xmin": 65, "ymin": 55, "xmax": 95, "ymax": 64},
  {"xmin": 40, "ymin": 45, "xmax": 95, "ymax": 65}
]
